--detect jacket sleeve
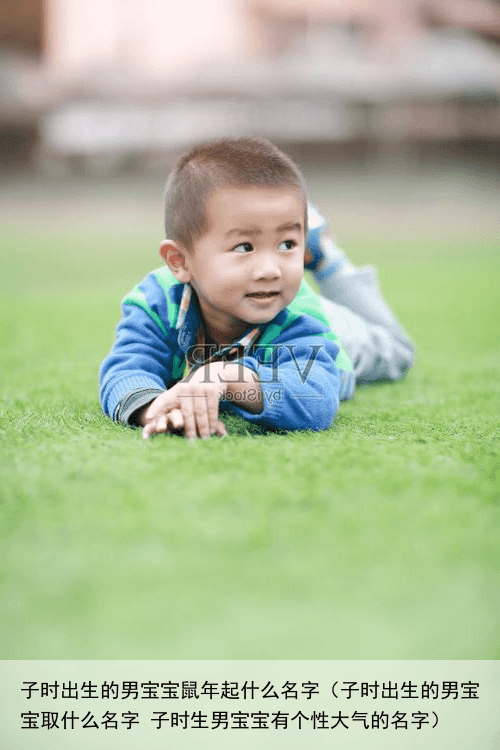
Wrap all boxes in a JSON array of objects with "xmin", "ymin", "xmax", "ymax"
[
  {"xmin": 221, "ymin": 320, "xmax": 350, "ymax": 432},
  {"xmin": 99, "ymin": 300, "xmax": 179, "ymax": 421}
]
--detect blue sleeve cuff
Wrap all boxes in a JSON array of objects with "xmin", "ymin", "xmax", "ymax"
[
  {"xmin": 103, "ymin": 373, "xmax": 167, "ymax": 420},
  {"xmin": 221, "ymin": 358, "xmax": 340, "ymax": 432}
]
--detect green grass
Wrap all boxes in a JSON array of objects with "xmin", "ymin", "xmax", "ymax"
[{"xmin": 1, "ymin": 202, "xmax": 499, "ymax": 660}]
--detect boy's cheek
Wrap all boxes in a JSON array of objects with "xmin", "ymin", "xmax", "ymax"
[{"xmin": 287, "ymin": 271, "xmax": 304, "ymax": 301}]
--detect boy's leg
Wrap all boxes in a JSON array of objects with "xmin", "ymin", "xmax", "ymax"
[
  {"xmin": 318, "ymin": 278, "xmax": 414, "ymax": 382},
  {"xmin": 306, "ymin": 205, "xmax": 414, "ymax": 382}
]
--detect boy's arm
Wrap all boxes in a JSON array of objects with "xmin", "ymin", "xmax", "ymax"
[
  {"xmin": 100, "ymin": 300, "xmax": 179, "ymax": 423},
  {"xmin": 222, "ymin": 324, "xmax": 353, "ymax": 432},
  {"xmin": 100, "ymin": 284, "xmax": 265, "ymax": 437}
]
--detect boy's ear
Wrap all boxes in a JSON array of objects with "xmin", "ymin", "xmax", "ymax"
[{"xmin": 159, "ymin": 240, "xmax": 191, "ymax": 283}]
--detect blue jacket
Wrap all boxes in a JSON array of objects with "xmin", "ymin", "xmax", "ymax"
[{"xmin": 100, "ymin": 261, "xmax": 354, "ymax": 432}]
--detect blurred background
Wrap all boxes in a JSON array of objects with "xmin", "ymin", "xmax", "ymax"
[
  {"xmin": 1, "ymin": 0, "xmax": 499, "ymax": 277},
  {"xmin": 1, "ymin": 0, "xmax": 500, "ymax": 177}
]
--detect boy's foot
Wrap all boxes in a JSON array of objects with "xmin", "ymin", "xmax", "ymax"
[{"xmin": 305, "ymin": 205, "xmax": 353, "ymax": 279}]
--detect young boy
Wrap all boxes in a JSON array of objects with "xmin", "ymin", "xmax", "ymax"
[{"xmin": 100, "ymin": 137, "xmax": 413, "ymax": 439}]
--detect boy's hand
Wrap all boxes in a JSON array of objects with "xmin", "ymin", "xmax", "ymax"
[
  {"xmin": 140, "ymin": 376, "xmax": 227, "ymax": 440},
  {"xmin": 139, "ymin": 361, "xmax": 262, "ymax": 440},
  {"xmin": 142, "ymin": 406, "xmax": 228, "ymax": 440}
]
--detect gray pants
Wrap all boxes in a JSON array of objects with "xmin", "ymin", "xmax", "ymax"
[{"xmin": 318, "ymin": 266, "xmax": 414, "ymax": 382}]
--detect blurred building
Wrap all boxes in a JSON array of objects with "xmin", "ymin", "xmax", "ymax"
[{"xmin": 1, "ymin": 0, "xmax": 500, "ymax": 171}]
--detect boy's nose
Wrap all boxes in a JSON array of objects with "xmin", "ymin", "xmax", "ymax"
[{"xmin": 254, "ymin": 252, "xmax": 282, "ymax": 280}]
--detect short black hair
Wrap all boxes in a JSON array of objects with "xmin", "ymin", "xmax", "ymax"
[{"xmin": 164, "ymin": 136, "xmax": 307, "ymax": 249}]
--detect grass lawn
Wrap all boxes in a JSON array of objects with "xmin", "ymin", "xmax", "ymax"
[{"xmin": 0, "ymin": 174, "xmax": 499, "ymax": 659}]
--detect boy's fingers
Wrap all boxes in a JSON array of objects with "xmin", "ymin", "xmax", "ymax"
[
  {"xmin": 142, "ymin": 413, "xmax": 168, "ymax": 439},
  {"xmin": 142, "ymin": 407, "xmax": 225, "ymax": 440},
  {"xmin": 167, "ymin": 409, "xmax": 184, "ymax": 432},
  {"xmin": 141, "ymin": 392, "xmax": 170, "ymax": 423},
  {"xmin": 178, "ymin": 393, "xmax": 197, "ymax": 440},
  {"xmin": 157, "ymin": 413, "xmax": 169, "ymax": 434},
  {"xmin": 206, "ymin": 389, "xmax": 220, "ymax": 433},
  {"xmin": 148, "ymin": 384, "xmax": 222, "ymax": 440},
  {"xmin": 142, "ymin": 419, "xmax": 158, "ymax": 439},
  {"xmin": 212, "ymin": 419, "xmax": 227, "ymax": 437},
  {"xmin": 193, "ymin": 391, "xmax": 211, "ymax": 439}
]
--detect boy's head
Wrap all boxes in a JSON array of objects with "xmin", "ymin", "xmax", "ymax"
[
  {"xmin": 160, "ymin": 137, "xmax": 308, "ymax": 344},
  {"xmin": 163, "ymin": 136, "xmax": 307, "ymax": 250}
]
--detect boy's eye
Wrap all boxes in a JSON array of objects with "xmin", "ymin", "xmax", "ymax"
[
  {"xmin": 278, "ymin": 239, "xmax": 297, "ymax": 252},
  {"xmin": 232, "ymin": 243, "xmax": 253, "ymax": 253}
]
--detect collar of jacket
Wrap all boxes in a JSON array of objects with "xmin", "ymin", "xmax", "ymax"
[{"xmin": 175, "ymin": 283, "xmax": 261, "ymax": 357}]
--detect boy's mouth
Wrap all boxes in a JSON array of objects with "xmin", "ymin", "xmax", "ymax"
[{"xmin": 246, "ymin": 291, "xmax": 280, "ymax": 299}]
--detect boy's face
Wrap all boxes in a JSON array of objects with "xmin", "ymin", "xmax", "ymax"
[{"xmin": 164, "ymin": 186, "xmax": 305, "ymax": 344}]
